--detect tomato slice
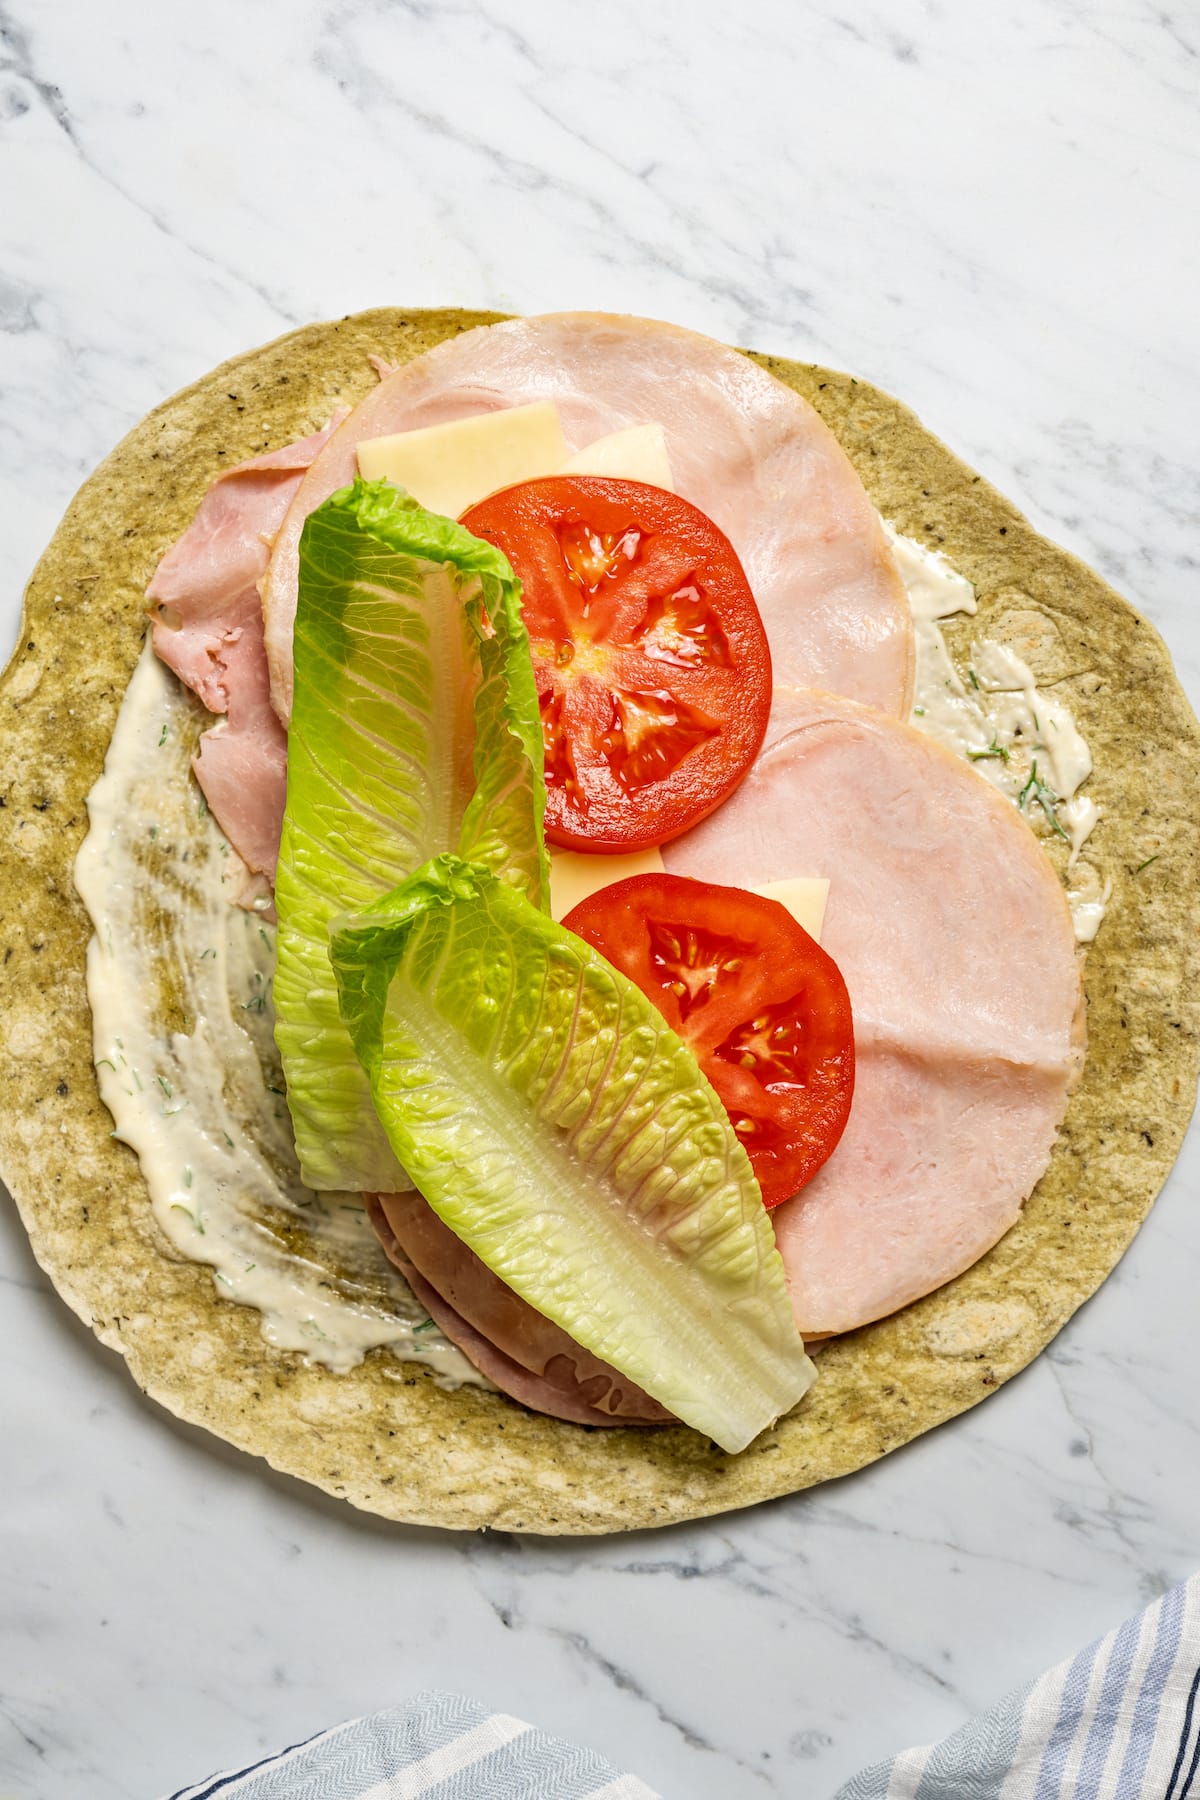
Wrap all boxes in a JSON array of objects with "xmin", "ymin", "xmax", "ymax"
[
  {"xmin": 563, "ymin": 874, "xmax": 855, "ymax": 1208},
  {"xmin": 460, "ymin": 477, "xmax": 772, "ymax": 852}
]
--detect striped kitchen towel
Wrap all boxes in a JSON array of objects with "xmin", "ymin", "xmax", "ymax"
[
  {"xmin": 162, "ymin": 1689, "xmax": 659, "ymax": 1799},
  {"xmin": 161, "ymin": 1576, "xmax": 1200, "ymax": 1799},
  {"xmin": 834, "ymin": 1571, "xmax": 1200, "ymax": 1799}
]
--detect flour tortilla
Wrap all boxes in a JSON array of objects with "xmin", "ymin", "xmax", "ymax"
[{"xmin": 2, "ymin": 308, "xmax": 1197, "ymax": 1535}]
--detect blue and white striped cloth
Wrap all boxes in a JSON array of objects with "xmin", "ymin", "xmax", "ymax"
[
  {"xmin": 161, "ymin": 1575, "xmax": 1200, "ymax": 1799},
  {"xmin": 835, "ymin": 1573, "xmax": 1200, "ymax": 1799},
  {"xmin": 162, "ymin": 1690, "xmax": 659, "ymax": 1800}
]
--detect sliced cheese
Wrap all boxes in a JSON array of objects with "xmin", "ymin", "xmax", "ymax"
[
  {"xmin": 356, "ymin": 407, "xmax": 677, "ymax": 522},
  {"xmin": 750, "ymin": 878, "xmax": 829, "ymax": 942},
  {"xmin": 549, "ymin": 847, "xmax": 666, "ymax": 921},
  {"xmin": 560, "ymin": 423, "xmax": 675, "ymax": 491},
  {"xmin": 355, "ymin": 401, "xmax": 568, "ymax": 519},
  {"xmin": 551, "ymin": 853, "xmax": 828, "ymax": 944}
]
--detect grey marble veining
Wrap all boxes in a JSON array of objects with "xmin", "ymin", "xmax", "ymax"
[{"xmin": 2, "ymin": 3, "xmax": 1198, "ymax": 1797}]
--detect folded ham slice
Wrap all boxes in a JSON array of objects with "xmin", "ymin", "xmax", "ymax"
[
  {"xmin": 147, "ymin": 422, "xmax": 340, "ymax": 884},
  {"xmin": 367, "ymin": 1194, "xmax": 672, "ymax": 1428},
  {"xmin": 263, "ymin": 313, "xmax": 914, "ymax": 725},
  {"xmin": 662, "ymin": 687, "xmax": 1084, "ymax": 1337}
]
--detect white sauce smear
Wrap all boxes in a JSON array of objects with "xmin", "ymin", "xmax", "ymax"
[
  {"xmin": 887, "ymin": 527, "xmax": 1109, "ymax": 943},
  {"xmin": 74, "ymin": 641, "xmax": 485, "ymax": 1385}
]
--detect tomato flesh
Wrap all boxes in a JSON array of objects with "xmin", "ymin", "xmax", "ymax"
[
  {"xmin": 563, "ymin": 874, "xmax": 855, "ymax": 1208},
  {"xmin": 460, "ymin": 477, "xmax": 771, "ymax": 852}
]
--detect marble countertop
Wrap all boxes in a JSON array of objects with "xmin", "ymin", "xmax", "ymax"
[{"xmin": 2, "ymin": 3, "xmax": 1197, "ymax": 1795}]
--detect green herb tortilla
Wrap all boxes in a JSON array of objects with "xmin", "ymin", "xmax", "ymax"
[{"xmin": 1, "ymin": 308, "xmax": 1196, "ymax": 1534}]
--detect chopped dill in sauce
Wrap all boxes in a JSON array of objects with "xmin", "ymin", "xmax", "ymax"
[
  {"xmin": 884, "ymin": 522, "xmax": 1106, "ymax": 942},
  {"xmin": 1018, "ymin": 759, "xmax": 1070, "ymax": 842}
]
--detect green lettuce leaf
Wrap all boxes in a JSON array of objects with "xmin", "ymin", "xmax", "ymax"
[
  {"xmin": 274, "ymin": 478, "xmax": 548, "ymax": 1192},
  {"xmin": 331, "ymin": 854, "xmax": 816, "ymax": 1451}
]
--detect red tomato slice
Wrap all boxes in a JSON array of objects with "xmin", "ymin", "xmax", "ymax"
[
  {"xmin": 460, "ymin": 477, "xmax": 772, "ymax": 852},
  {"xmin": 563, "ymin": 874, "xmax": 855, "ymax": 1208}
]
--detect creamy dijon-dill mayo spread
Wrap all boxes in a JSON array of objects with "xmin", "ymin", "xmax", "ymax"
[
  {"xmin": 886, "ymin": 527, "xmax": 1108, "ymax": 944},
  {"xmin": 76, "ymin": 529, "xmax": 1105, "ymax": 1372},
  {"xmin": 74, "ymin": 640, "xmax": 484, "ymax": 1385}
]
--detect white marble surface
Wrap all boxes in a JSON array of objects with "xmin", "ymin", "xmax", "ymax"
[{"xmin": 2, "ymin": 3, "xmax": 1198, "ymax": 1795}]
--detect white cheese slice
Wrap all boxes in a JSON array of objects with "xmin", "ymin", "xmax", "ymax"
[
  {"xmin": 750, "ymin": 878, "xmax": 829, "ymax": 941},
  {"xmin": 551, "ymin": 853, "xmax": 829, "ymax": 944},
  {"xmin": 560, "ymin": 423, "xmax": 675, "ymax": 491},
  {"xmin": 549, "ymin": 847, "xmax": 666, "ymax": 921},
  {"xmin": 355, "ymin": 401, "xmax": 568, "ymax": 519}
]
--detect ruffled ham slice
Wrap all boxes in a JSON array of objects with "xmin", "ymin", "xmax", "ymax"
[
  {"xmin": 147, "ymin": 421, "xmax": 341, "ymax": 885},
  {"xmin": 662, "ymin": 688, "xmax": 1084, "ymax": 1337},
  {"xmin": 367, "ymin": 1194, "xmax": 672, "ymax": 1428},
  {"xmin": 263, "ymin": 312, "xmax": 914, "ymax": 725}
]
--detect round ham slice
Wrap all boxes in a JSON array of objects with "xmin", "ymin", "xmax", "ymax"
[
  {"xmin": 367, "ymin": 1194, "xmax": 672, "ymax": 1428},
  {"xmin": 263, "ymin": 312, "xmax": 914, "ymax": 725},
  {"xmin": 662, "ymin": 688, "xmax": 1084, "ymax": 1337}
]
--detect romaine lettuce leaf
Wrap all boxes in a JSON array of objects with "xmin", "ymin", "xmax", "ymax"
[
  {"xmin": 274, "ymin": 478, "xmax": 548, "ymax": 1192},
  {"xmin": 331, "ymin": 854, "xmax": 816, "ymax": 1452}
]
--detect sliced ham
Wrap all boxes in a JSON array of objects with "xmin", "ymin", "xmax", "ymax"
[
  {"xmin": 263, "ymin": 313, "xmax": 914, "ymax": 725},
  {"xmin": 367, "ymin": 1194, "xmax": 672, "ymax": 1428},
  {"xmin": 147, "ymin": 421, "xmax": 341, "ymax": 882},
  {"xmin": 662, "ymin": 687, "xmax": 1084, "ymax": 1337},
  {"xmin": 146, "ymin": 326, "xmax": 1080, "ymax": 1371}
]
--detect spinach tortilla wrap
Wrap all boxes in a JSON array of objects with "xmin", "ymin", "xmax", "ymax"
[{"xmin": 1, "ymin": 307, "xmax": 1196, "ymax": 1534}]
